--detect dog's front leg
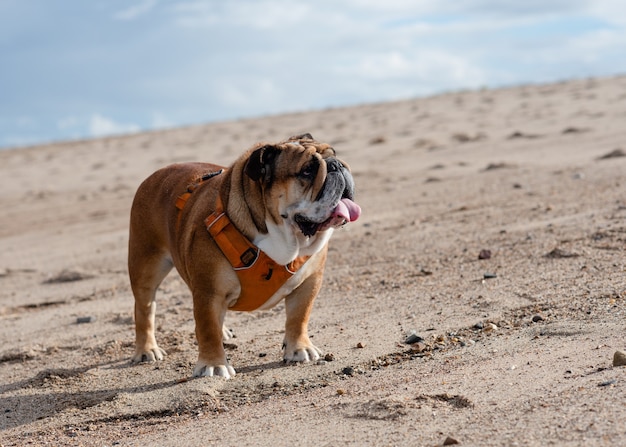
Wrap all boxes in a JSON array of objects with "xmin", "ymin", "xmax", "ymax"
[
  {"xmin": 282, "ymin": 273, "xmax": 323, "ymax": 363},
  {"xmin": 192, "ymin": 292, "xmax": 235, "ymax": 379}
]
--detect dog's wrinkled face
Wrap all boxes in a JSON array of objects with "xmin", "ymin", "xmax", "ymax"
[{"xmin": 245, "ymin": 134, "xmax": 361, "ymax": 238}]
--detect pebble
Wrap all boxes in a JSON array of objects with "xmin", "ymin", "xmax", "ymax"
[
  {"xmin": 443, "ymin": 436, "xmax": 460, "ymax": 445},
  {"xmin": 597, "ymin": 148, "xmax": 626, "ymax": 160},
  {"xmin": 544, "ymin": 248, "xmax": 579, "ymax": 259},
  {"xmin": 483, "ymin": 272, "xmax": 497, "ymax": 279},
  {"xmin": 613, "ymin": 350, "xmax": 626, "ymax": 367},
  {"xmin": 356, "ymin": 342, "xmax": 365, "ymax": 349},
  {"xmin": 342, "ymin": 366, "xmax": 355, "ymax": 376},
  {"xmin": 478, "ymin": 249, "xmax": 492, "ymax": 260},
  {"xmin": 532, "ymin": 315, "xmax": 544, "ymax": 323},
  {"xmin": 76, "ymin": 316, "xmax": 95, "ymax": 324},
  {"xmin": 405, "ymin": 333, "xmax": 425, "ymax": 344},
  {"xmin": 324, "ymin": 353, "xmax": 335, "ymax": 362},
  {"xmin": 410, "ymin": 342, "xmax": 428, "ymax": 353},
  {"xmin": 483, "ymin": 323, "xmax": 498, "ymax": 332}
]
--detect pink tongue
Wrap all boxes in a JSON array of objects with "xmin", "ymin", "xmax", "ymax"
[{"xmin": 332, "ymin": 198, "xmax": 361, "ymax": 222}]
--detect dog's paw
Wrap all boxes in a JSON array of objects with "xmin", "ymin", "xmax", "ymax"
[
  {"xmin": 193, "ymin": 362, "xmax": 236, "ymax": 379},
  {"xmin": 222, "ymin": 324, "xmax": 234, "ymax": 341},
  {"xmin": 131, "ymin": 346, "xmax": 167, "ymax": 363},
  {"xmin": 282, "ymin": 341, "xmax": 322, "ymax": 363}
]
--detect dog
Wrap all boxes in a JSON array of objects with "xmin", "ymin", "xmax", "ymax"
[{"xmin": 128, "ymin": 134, "xmax": 360, "ymax": 378}]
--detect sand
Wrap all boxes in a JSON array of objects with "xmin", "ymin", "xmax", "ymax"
[{"xmin": 1, "ymin": 75, "xmax": 625, "ymax": 446}]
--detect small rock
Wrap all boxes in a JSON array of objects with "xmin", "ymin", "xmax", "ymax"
[
  {"xmin": 562, "ymin": 126, "xmax": 588, "ymax": 134},
  {"xmin": 356, "ymin": 342, "xmax": 365, "ymax": 349},
  {"xmin": 544, "ymin": 248, "xmax": 579, "ymax": 259},
  {"xmin": 316, "ymin": 360, "xmax": 327, "ymax": 365},
  {"xmin": 598, "ymin": 379, "xmax": 617, "ymax": 387},
  {"xmin": 324, "ymin": 353, "xmax": 335, "ymax": 362},
  {"xmin": 483, "ymin": 323, "xmax": 498, "ymax": 332},
  {"xmin": 336, "ymin": 389, "xmax": 345, "ymax": 395},
  {"xmin": 531, "ymin": 315, "xmax": 544, "ymax": 323},
  {"xmin": 76, "ymin": 316, "xmax": 95, "ymax": 324},
  {"xmin": 507, "ymin": 131, "xmax": 541, "ymax": 140},
  {"xmin": 342, "ymin": 366, "xmax": 355, "ymax": 376},
  {"xmin": 45, "ymin": 268, "xmax": 94, "ymax": 284},
  {"xmin": 613, "ymin": 350, "xmax": 626, "ymax": 367},
  {"xmin": 405, "ymin": 333, "xmax": 425, "ymax": 344},
  {"xmin": 483, "ymin": 272, "xmax": 497, "ymax": 279},
  {"xmin": 478, "ymin": 249, "xmax": 491, "ymax": 260},
  {"xmin": 473, "ymin": 322, "xmax": 484, "ymax": 330},
  {"xmin": 410, "ymin": 342, "xmax": 428, "ymax": 353},
  {"xmin": 597, "ymin": 148, "xmax": 626, "ymax": 160},
  {"xmin": 258, "ymin": 352, "xmax": 267, "ymax": 358},
  {"xmin": 483, "ymin": 162, "xmax": 514, "ymax": 171},
  {"xmin": 443, "ymin": 436, "xmax": 460, "ymax": 445}
]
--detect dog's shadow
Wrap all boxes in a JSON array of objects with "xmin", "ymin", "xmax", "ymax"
[
  {"xmin": 0, "ymin": 357, "xmax": 317, "ymax": 431},
  {"xmin": 235, "ymin": 359, "xmax": 291, "ymax": 375},
  {"xmin": 0, "ymin": 360, "xmax": 182, "ymax": 431}
]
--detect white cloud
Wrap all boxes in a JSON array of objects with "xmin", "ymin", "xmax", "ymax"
[
  {"xmin": 172, "ymin": 0, "xmax": 312, "ymax": 29},
  {"xmin": 114, "ymin": 0, "xmax": 157, "ymax": 21},
  {"xmin": 89, "ymin": 114, "xmax": 140, "ymax": 137},
  {"xmin": 57, "ymin": 116, "xmax": 79, "ymax": 131}
]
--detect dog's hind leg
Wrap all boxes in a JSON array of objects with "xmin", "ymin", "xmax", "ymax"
[{"xmin": 129, "ymin": 247, "xmax": 173, "ymax": 363}]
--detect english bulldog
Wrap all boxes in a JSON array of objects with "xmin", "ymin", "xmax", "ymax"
[{"xmin": 128, "ymin": 133, "xmax": 360, "ymax": 378}]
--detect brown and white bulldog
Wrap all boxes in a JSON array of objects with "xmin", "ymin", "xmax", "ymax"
[{"xmin": 128, "ymin": 133, "xmax": 360, "ymax": 379}]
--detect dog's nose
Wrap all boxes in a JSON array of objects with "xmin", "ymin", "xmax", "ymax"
[{"xmin": 326, "ymin": 158, "xmax": 341, "ymax": 172}]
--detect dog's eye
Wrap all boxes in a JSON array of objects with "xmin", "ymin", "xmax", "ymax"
[{"xmin": 298, "ymin": 163, "xmax": 317, "ymax": 180}]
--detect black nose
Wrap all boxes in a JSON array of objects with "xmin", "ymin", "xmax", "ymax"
[{"xmin": 326, "ymin": 158, "xmax": 341, "ymax": 172}]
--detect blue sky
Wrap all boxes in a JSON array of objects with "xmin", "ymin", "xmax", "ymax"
[{"xmin": 1, "ymin": 0, "xmax": 625, "ymax": 149}]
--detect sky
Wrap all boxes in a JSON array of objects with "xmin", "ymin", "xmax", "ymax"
[{"xmin": 1, "ymin": 0, "xmax": 625, "ymax": 149}]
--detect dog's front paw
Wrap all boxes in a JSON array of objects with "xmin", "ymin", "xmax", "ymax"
[
  {"xmin": 222, "ymin": 324, "xmax": 234, "ymax": 341},
  {"xmin": 132, "ymin": 346, "xmax": 167, "ymax": 363},
  {"xmin": 282, "ymin": 341, "xmax": 322, "ymax": 363},
  {"xmin": 193, "ymin": 361, "xmax": 236, "ymax": 379}
]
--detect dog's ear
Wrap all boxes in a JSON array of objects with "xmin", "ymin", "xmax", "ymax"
[
  {"xmin": 245, "ymin": 145, "xmax": 278, "ymax": 182},
  {"xmin": 289, "ymin": 133, "xmax": 314, "ymax": 141}
]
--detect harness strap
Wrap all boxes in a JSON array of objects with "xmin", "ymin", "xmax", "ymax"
[
  {"xmin": 205, "ymin": 197, "xmax": 260, "ymax": 270},
  {"xmin": 175, "ymin": 169, "xmax": 224, "ymax": 230}
]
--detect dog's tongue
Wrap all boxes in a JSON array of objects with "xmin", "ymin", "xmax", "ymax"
[{"xmin": 332, "ymin": 198, "xmax": 361, "ymax": 223}]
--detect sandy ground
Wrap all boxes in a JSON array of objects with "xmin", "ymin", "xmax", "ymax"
[{"xmin": 1, "ymin": 76, "xmax": 626, "ymax": 447}]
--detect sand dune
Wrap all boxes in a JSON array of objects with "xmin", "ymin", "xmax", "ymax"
[{"xmin": 1, "ymin": 75, "xmax": 625, "ymax": 446}]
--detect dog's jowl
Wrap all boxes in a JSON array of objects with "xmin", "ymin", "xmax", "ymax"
[{"xmin": 128, "ymin": 134, "xmax": 361, "ymax": 378}]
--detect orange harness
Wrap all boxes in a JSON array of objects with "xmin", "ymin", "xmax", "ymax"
[{"xmin": 175, "ymin": 170, "xmax": 310, "ymax": 311}]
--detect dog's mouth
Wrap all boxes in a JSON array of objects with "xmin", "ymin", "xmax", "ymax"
[{"xmin": 294, "ymin": 198, "xmax": 361, "ymax": 237}]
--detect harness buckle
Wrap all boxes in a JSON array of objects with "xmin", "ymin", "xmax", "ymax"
[{"xmin": 240, "ymin": 248, "xmax": 257, "ymax": 267}]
